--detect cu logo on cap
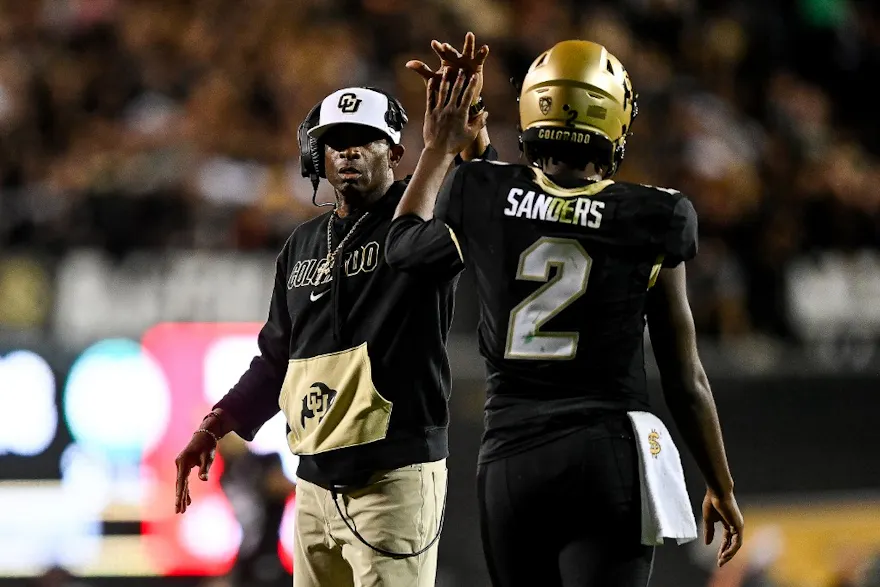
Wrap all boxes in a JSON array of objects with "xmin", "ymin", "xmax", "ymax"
[{"xmin": 338, "ymin": 92, "xmax": 362, "ymax": 114}]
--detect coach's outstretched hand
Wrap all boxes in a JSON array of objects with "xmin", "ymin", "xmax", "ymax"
[
  {"xmin": 422, "ymin": 68, "xmax": 487, "ymax": 156},
  {"xmin": 406, "ymin": 31, "xmax": 489, "ymax": 98},
  {"xmin": 174, "ymin": 430, "xmax": 217, "ymax": 514},
  {"xmin": 702, "ymin": 489, "xmax": 744, "ymax": 567}
]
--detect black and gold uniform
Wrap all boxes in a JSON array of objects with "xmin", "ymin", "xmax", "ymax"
[
  {"xmin": 387, "ymin": 40, "xmax": 698, "ymax": 587},
  {"xmin": 388, "ymin": 160, "xmax": 696, "ymax": 587},
  {"xmin": 405, "ymin": 162, "xmax": 697, "ymax": 464}
]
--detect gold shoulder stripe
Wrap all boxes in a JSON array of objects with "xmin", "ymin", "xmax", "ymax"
[
  {"xmin": 531, "ymin": 168, "xmax": 614, "ymax": 198},
  {"xmin": 648, "ymin": 255, "xmax": 665, "ymax": 289},
  {"xmin": 445, "ymin": 224, "xmax": 464, "ymax": 262}
]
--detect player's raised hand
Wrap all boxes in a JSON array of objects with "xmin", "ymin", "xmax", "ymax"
[
  {"xmin": 174, "ymin": 430, "xmax": 217, "ymax": 514},
  {"xmin": 422, "ymin": 69, "xmax": 489, "ymax": 154},
  {"xmin": 406, "ymin": 31, "xmax": 489, "ymax": 99},
  {"xmin": 702, "ymin": 489, "xmax": 744, "ymax": 567},
  {"xmin": 422, "ymin": 68, "xmax": 487, "ymax": 155}
]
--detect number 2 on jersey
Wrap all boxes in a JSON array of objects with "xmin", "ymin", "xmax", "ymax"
[{"xmin": 505, "ymin": 237, "xmax": 592, "ymax": 360}]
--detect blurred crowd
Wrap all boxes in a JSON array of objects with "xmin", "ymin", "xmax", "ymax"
[{"xmin": 0, "ymin": 0, "xmax": 877, "ymax": 340}]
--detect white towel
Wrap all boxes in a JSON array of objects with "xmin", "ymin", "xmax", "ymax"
[{"xmin": 627, "ymin": 411, "xmax": 698, "ymax": 546}]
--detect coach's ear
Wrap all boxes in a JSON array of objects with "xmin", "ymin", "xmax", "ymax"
[{"xmin": 389, "ymin": 143, "xmax": 405, "ymax": 168}]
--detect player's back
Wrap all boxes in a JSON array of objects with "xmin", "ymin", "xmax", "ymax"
[{"xmin": 438, "ymin": 159, "xmax": 697, "ymax": 460}]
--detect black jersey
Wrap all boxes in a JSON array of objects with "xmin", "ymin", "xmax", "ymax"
[
  {"xmin": 392, "ymin": 160, "xmax": 698, "ymax": 462},
  {"xmin": 215, "ymin": 180, "xmax": 465, "ymax": 487}
]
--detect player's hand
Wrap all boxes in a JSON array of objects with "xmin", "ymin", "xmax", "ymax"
[
  {"xmin": 406, "ymin": 31, "xmax": 489, "ymax": 102},
  {"xmin": 174, "ymin": 431, "xmax": 216, "ymax": 514},
  {"xmin": 702, "ymin": 489, "xmax": 744, "ymax": 567},
  {"xmin": 422, "ymin": 68, "xmax": 487, "ymax": 155}
]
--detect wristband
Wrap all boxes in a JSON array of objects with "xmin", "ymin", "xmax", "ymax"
[
  {"xmin": 203, "ymin": 408, "xmax": 223, "ymax": 420},
  {"xmin": 469, "ymin": 96, "xmax": 485, "ymax": 118}
]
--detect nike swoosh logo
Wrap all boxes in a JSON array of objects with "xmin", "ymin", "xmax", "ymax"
[{"xmin": 310, "ymin": 289, "xmax": 329, "ymax": 302}]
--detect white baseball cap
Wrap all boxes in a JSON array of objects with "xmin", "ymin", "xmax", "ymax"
[{"xmin": 307, "ymin": 87, "xmax": 402, "ymax": 144}]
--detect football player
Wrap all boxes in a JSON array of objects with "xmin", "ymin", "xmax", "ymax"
[{"xmin": 386, "ymin": 40, "xmax": 744, "ymax": 586}]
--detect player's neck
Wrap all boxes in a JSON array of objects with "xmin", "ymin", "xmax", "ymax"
[
  {"xmin": 541, "ymin": 162, "xmax": 602, "ymax": 185},
  {"xmin": 335, "ymin": 176, "xmax": 393, "ymax": 218}
]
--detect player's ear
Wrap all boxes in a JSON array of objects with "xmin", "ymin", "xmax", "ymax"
[{"xmin": 389, "ymin": 143, "xmax": 405, "ymax": 168}]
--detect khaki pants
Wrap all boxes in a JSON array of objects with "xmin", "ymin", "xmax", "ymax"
[{"xmin": 293, "ymin": 460, "xmax": 447, "ymax": 587}]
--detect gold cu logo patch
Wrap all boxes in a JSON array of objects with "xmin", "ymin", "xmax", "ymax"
[
  {"xmin": 648, "ymin": 429, "xmax": 661, "ymax": 459},
  {"xmin": 337, "ymin": 92, "xmax": 362, "ymax": 114}
]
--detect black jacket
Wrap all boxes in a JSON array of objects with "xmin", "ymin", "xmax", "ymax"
[{"xmin": 214, "ymin": 178, "xmax": 464, "ymax": 487}]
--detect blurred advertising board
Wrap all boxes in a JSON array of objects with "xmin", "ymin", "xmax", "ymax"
[
  {"xmin": 19, "ymin": 246, "xmax": 880, "ymax": 373},
  {"xmin": 786, "ymin": 251, "xmax": 880, "ymax": 341},
  {"xmin": 0, "ymin": 323, "xmax": 295, "ymax": 578},
  {"xmin": 52, "ymin": 251, "xmax": 275, "ymax": 347}
]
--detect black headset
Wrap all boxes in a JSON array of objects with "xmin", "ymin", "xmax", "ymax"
[{"xmin": 297, "ymin": 87, "xmax": 408, "ymax": 207}]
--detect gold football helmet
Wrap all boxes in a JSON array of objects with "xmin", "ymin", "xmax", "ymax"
[{"xmin": 518, "ymin": 40, "xmax": 638, "ymax": 177}]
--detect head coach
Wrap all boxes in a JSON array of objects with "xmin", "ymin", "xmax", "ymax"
[{"xmin": 172, "ymin": 41, "xmax": 494, "ymax": 587}]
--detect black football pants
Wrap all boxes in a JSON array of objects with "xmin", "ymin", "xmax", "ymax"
[{"xmin": 477, "ymin": 413, "xmax": 655, "ymax": 587}]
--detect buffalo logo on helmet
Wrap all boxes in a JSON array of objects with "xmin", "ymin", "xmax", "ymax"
[{"xmin": 538, "ymin": 96, "xmax": 552, "ymax": 115}]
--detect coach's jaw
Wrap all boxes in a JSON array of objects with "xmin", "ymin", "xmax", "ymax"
[{"xmin": 323, "ymin": 124, "xmax": 405, "ymax": 210}]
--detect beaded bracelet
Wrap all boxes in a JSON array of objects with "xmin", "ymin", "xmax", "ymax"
[{"xmin": 195, "ymin": 428, "xmax": 219, "ymax": 445}]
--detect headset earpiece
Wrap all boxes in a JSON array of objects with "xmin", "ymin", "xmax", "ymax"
[
  {"xmin": 383, "ymin": 96, "xmax": 407, "ymax": 131},
  {"xmin": 298, "ymin": 102, "xmax": 332, "ymax": 207},
  {"xmin": 362, "ymin": 86, "xmax": 408, "ymax": 133},
  {"xmin": 298, "ymin": 102, "xmax": 324, "ymax": 180}
]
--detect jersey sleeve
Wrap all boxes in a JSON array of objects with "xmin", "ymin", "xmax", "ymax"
[
  {"xmin": 453, "ymin": 143, "xmax": 499, "ymax": 166},
  {"xmin": 212, "ymin": 241, "xmax": 291, "ymax": 439},
  {"xmin": 662, "ymin": 196, "xmax": 698, "ymax": 267},
  {"xmin": 385, "ymin": 215, "xmax": 464, "ymax": 278},
  {"xmin": 384, "ymin": 166, "xmax": 468, "ymax": 277},
  {"xmin": 434, "ymin": 163, "xmax": 466, "ymax": 236}
]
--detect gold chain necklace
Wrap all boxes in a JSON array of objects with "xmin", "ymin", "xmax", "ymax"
[{"xmin": 315, "ymin": 209, "xmax": 370, "ymax": 281}]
